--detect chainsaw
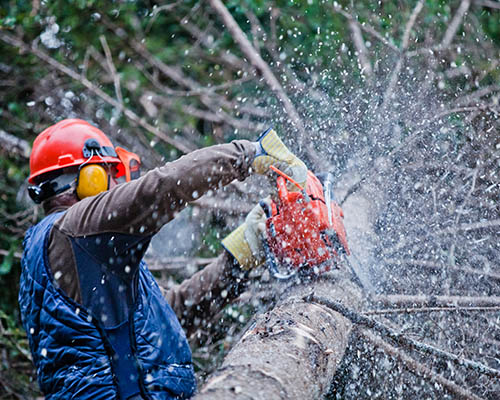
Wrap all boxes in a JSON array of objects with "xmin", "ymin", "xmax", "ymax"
[{"xmin": 260, "ymin": 166, "xmax": 350, "ymax": 280}]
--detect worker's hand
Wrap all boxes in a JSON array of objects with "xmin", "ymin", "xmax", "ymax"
[
  {"xmin": 221, "ymin": 200, "xmax": 270, "ymax": 270},
  {"xmin": 252, "ymin": 128, "xmax": 308, "ymax": 190}
]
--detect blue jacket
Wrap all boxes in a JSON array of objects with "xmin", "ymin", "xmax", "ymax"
[{"xmin": 19, "ymin": 211, "xmax": 196, "ymax": 399}]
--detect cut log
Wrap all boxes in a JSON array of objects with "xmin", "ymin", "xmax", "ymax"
[{"xmin": 194, "ymin": 272, "xmax": 363, "ymax": 399}]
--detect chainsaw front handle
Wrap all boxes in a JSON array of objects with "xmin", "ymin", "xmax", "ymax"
[
  {"xmin": 259, "ymin": 199, "xmax": 296, "ymax": 281},
  {"xmin": 262, "ymin": 239, "xmax": 297, "ymax": 281}
]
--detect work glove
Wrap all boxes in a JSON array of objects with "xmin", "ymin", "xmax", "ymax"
[
  {"xmin": 221, "ymin": 199, "xmax": 270, "ymax": 270},
  {"xmin": 252, "ymin": 128, "xmax": 308, "ymax": 190}
]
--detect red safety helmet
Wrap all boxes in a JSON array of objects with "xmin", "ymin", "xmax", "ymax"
[{"xmin": 28, "ymin": 119, "xmax": 122, "ymax": 184}]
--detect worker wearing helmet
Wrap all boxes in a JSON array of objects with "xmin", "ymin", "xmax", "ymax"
[{"xmin": 19, "ymin": 119, "xmax": 306, "ymax": 400}]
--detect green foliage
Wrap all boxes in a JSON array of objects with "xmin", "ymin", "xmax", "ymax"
[
  {"xmin": 480, "ymin": 7, "xmax": 500, "ymax": 45},
  {"xmin": 0, "ymin": 309, "xmax": 41, "ymax": 398}
]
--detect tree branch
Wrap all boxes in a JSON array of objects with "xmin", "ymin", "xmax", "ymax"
[
  {"xmin": 0, "ymin": 129, "xmax": 30, "ymax": 158},
  {"xmin": 0, "ymin": 31, "xmax": 193, "ymax": 153},
  {"xmin": 146, "ymin": 256, "xmax": 217, "ymax": 272},
  {"xmin": 307, "ymin": 294, "xmax": 500, "ymax": 379},
  {"xmin": 348, "ymin": 19, "xmax": 373, "ymax": 79},
  {"xmin": 440, "ymin": 0, "xmax": 471, "ymax": 49},
  {"xmin": 331, "ymin": 4, "xmax": 400, "ymax": 53},
  {"xmin": 99, "ymin": 35, "xmax": 123, "ymax": 107},
  {"xmin": 207, "ymin": 0, "xmax": 306, "ymax": 136},
  {"xmin": 364, "ymin": 305, "xmax": 500, "ymax": 315},
  {"xmin": 364, "ymin": 331, "xmax": 484, "ymax": 400},
  {"xmin": 436, "ymin": 218, "xmax": 500, "ymax": 234},
  {"xmin": 474, "ymin": 0, "xmax": 500, "ymax": 10},
  {"xmin": 374, "ymin": 294, "xmax": 500, "ymax": 308},
  {"xmin": 383, "ymin": 258, "xmax": 500, "ymax": 281},
  {"xmin": 380, "ymin": 0, "xmax": 424, "ymax": 111}
]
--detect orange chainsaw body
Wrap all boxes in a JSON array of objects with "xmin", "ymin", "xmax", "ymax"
[{"xmin": 265, "ymin": 171, "xmax": 350, "ymax": 272}]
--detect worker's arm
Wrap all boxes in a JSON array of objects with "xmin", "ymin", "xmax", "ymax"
[
  {"xmin": 163, "ymin": 201, "xmax": 270, "ymax": 336},
  {"xmin": 56, "ymin": 140, "xmax": 256, "ymax": 238},
  {"xmin": 48, "ymin": 141, "xmax": 255, "ymax": 304},
  {"xmin": 162, "ymin": 251, "xmax": 249, "ymax": 338}
]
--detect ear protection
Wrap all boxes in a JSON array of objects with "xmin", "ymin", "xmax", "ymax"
[{"xmin": 75, "ymin": 164, "xmax": 109, "ymax": 200}]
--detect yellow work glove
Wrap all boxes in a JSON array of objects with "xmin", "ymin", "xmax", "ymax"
[
  {"xmin": 221, "ymin": 200, "xmax": 269, "ymax": 270},
  {"xmin": 252, "ymin": 128, "xmax": 308, "ymax": 190}
]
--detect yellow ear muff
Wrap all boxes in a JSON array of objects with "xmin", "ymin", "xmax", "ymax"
[{"xmin": 76, "ymin": 164, "xmax": 109, "ymax": 199}]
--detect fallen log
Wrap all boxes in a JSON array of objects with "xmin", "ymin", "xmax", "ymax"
[{"xmin": 194, "ymin": 271, "xmax": 363, "ymax": 399}]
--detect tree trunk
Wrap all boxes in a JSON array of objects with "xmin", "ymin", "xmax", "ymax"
[{"xmin": 194, "ymin": 272, "xmax": 363, "ymax": 399}]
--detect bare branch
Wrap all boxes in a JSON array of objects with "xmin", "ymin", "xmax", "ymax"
[
  {"xmin": 364, "ymin": 331, "xmax": 484, "ymax": 400},
  {"xmin": 340, "ymin": 104, "xmax": 497, "ymax": 205},
  {"xmin": 149, "ymin": 93, "xmax": 266, "ymax": 131},
  {"xmin": 440, "ymin": 0, "xmax": 472, "ymax": 48},
  {"xmin": 374, "ymin": 294, "xmax": 500, "ymax": 308},
  {"xmin": 106, "ymin": 20, "xmax": 199, "ymax": 89},
  {"xmin": 384, "ymin": 258, "xmax": 500, "ymax": 281},
  {"xmin": 364, "ymin": 305, "xmax": 500, "ymax": 315},
  {"xmin": 454, "ymin": 84, "xmax": 500, "ymax": 107},
  {"xmin": 348, "ymin": 19, "xmax": 373, "ymax": 79},
  {"xmin": 243, "ymin": 7, "xmax": 263, "ymax": 52},
  {"xmin": 0, "ymin": 249, "xmax": 22, "ymax": 260},
  {"xmin": 104, "ymin": 17, "xmax": 269, "ymax": 134},
  {"xmin": 190, "ymin": 196, "xmax": 253, "ymax": 215},
  {"xmin": 207, "ymin": 0, "xmax": 306, "ymax": 136},
  {"xmin": 474, "ymin": 0, "xmax": 500, "ymax": 10},
  {"xmin": 242, "ymin": 5, "xmax": 332, "ymax": 106},
  {"xmin": 132, "ymin": 59, "xmax": 269, "ymax": 119},
  {"xmin": 145, "ymin": 0, "xmax": 183, "ymax": 33},
  {"xmin": 402, "ymin": 1, "xmax": 424, "ymax": 50},
  {"xmin": 99, "ymin": 35, "xmax": 123, "ymax": 106},
  {"xmin": 307, "ymin": 294, "xmax": 500, "ymax": 379},
  {"xmin": 381, "ymin": 1, "xmax": 424, "ymax": 110},
  {"xmin": 0, "ymin": 31, "xmax": 193, "ymax": 153},
  {"xmin": 146, "ymin": 256, "xmax": 217, "ymax": 272},
  {"xmin": 331, "ymin": 4, "xmax": 400, "ymax": 53},
  {"xmin": 436, "ymin": 218, "xmax": 500, "ymax": 234},
  {"xmin": 0, "ymin": 129, "xmax": 30, "ymax": 158},
  {"xmin": 178, "ymin": 18, "xmax": 254, "ymax": 74}
]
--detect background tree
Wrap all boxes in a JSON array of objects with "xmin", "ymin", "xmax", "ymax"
[{"xmin": 0, "ymin": 0, "xmax": 499, "ymax": 398}]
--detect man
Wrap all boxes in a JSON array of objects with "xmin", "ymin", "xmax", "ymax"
[{"xmin": 19, "ymin": 119, "xmax": 306, "ymax": 399}]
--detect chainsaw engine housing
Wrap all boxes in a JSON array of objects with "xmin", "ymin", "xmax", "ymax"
[{"xmin": 265, "ymin": 171, "xmax": 349, "ymax": 273}]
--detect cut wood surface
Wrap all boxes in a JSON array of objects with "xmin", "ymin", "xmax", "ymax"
[{"xmin": 194, "ymin": 273, "xmax": 363, "ymax": 399}]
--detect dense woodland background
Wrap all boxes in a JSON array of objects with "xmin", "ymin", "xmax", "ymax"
[{"xmin": 0, "ymin": 0, "xmax": 499, "ymax": 398}]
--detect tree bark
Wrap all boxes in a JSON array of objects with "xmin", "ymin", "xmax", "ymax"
[{"xmin": 194, "ymin": 272, "xmax": 363, "ymax": 399}]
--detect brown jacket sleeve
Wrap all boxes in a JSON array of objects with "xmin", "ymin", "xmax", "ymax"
[
  {"xmin": 55, "ymin": 140, "xmax": 255, "ymax": 237},
  {"xmin": 162, "ymin": 252, "xmax": 249, "ymax": 338},
  {"xmin": 48, "ymin": 140, "xmax": 256, "ymax": 308}
]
